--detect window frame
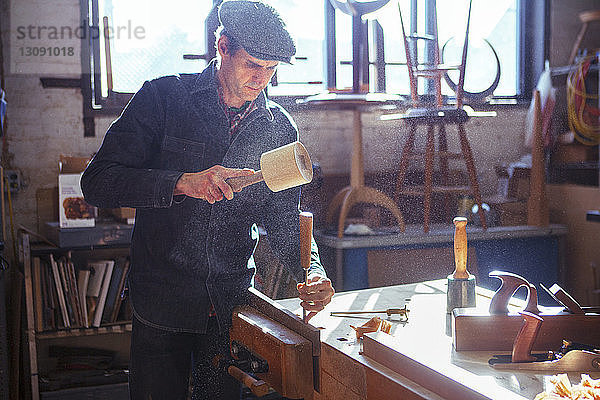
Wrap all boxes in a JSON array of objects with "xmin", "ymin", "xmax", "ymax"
[{"xmin": 81, "ymin": 0, "xmax": 547, "ymax": 135}]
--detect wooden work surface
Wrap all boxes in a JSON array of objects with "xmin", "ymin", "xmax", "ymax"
[{"xmin": 277, "ymin": 280, "xmax": 600, "ymax": 400}]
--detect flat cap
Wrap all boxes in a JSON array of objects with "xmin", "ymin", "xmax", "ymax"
[{"xmin": 218, "ymin": 0, "xmax": 296, "ymax": 63}]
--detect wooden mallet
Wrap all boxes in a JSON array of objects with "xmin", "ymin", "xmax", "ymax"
[
  {"xmin": 447, "ymin": 217, "xmax": 476, "ymax": 313},
  {"xmin": 227, "ymin": 141, "xmax": 313, "ymax": 192}
]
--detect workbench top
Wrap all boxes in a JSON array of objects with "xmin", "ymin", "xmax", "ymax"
[{"xmin": 277, "ymin": 280, "xmax": 599, "ymax": 400}]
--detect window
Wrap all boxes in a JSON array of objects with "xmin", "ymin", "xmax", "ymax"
[
  {"xmin": 262, "ymin": 0, "xmax": 326, "ymax": 96},
  {"xmin": 97, "ymin": 0, "xmax": 213, "ymax": 96},
  {"xmin": 330, "ymin": 0, "xmax": 517, "ymax": 97},
  {"xmin": 83, "ymin": 0, "xmax": 534, "ymax": 114}
]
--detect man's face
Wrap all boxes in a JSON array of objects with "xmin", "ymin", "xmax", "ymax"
[{"xmin": 217, "ymin": 36, "xmax": 279, "ymax": 107}]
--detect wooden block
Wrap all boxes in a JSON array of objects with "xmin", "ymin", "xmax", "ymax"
[
  {"xmin": 320, "ymin": 344, "xmax": 366, "ymax": 399},
  {"xmin": 320, "ymin": 369, "xmax": 364, "ymax": 400},
  {"xmin": 247, "ymin": 287, "xmax": 320, "ymax": 356},
  {"xmin": 230, "ymin": 305, "xmax": 313, "ymax": 399},
  {"xmin": 484, "ymin": 196, "xmax": 527, "ymax": 226},
  {"xmin": 507, "ymin": 168, "xmax": 530, "ymax": 200},
  {"xmin": 363, "ymin": 334, "xmax": 488, "ymax": 400},
  {"xmin": 111, "ymin": 207, "xmax": 135, "ymax": 221},
  {"xmin": 453, "ymin": 308, "xmax": 600, "ymax": 351},
  {"xmin": 365, "ymin": 367, "xmax": 435, "ymax": 400}
]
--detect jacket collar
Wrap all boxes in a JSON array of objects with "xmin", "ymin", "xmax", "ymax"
[{"xmin": 191, "ymin": 59, "xmax": 268, "ymax": 111}]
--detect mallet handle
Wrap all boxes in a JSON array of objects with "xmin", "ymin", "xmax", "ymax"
[
  {"xmin": 226, "ymin": 171, "xmax": 264, "ymax": 192},
  {"xmin": 452, "ymin": 217, "xmax": 469, "ymax": 279}
]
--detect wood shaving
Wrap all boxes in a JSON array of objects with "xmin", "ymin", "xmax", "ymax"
[
  {"xmin": 534, "ymin": 374, "xmax": 600, "ymax": 399},
  {"xmin": 350, "ymin": 317, "xmax": 392, "ymax": 339}
]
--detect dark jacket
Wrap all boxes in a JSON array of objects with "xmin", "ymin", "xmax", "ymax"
[{"xmin": 81, "ymin": 62, "xmax": 324, "ymax": 333}]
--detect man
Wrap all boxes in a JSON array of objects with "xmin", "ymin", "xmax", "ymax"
[{"xmin": 81, "ymin": 1, "xmax": 334, "ymax": 399}]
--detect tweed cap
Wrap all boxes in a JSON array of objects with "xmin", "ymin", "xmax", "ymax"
[{"xmin": 218, "ymin": 0, "xmax": 296, "ymax": 63}]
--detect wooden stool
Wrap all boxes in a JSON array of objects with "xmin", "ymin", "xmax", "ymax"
[
  {"xmin": 393, "ymin": 108, "xmax": 486, "ymax": 232},
  {"xmin": 568, "ymin": 9, "xmax": 600, "ymax": 65},
  {"xmin": 387, "ymin": 0, "xmax": 486, "ymax": 232},
  {"xmin": 302, "ymin": 93, "xmax": 406, "ymax": 238}
]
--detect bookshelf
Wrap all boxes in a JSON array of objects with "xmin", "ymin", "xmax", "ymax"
[{"xmin": 20, "ymin": 232, "xmax": 132, "ymax": 400}]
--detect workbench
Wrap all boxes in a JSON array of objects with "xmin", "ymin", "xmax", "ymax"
[
  {"xmin": 315, "ymin": 224, "xmax": 568, "ymax": 305},
  {"xmin": 274, "ymin": 280, "xmax": 598, "ymax": 400}
]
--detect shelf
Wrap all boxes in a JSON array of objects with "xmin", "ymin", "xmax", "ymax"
[
  {"xmin": 397, "ymin": 185, "xmax": 472, "ymax": 196},
  {"xmin": 36, "ymin": 322, "xmax": 132, "ymax": 340},
  {"xmin": 20, "ymin": 232, "xmax": 133, "ymax": 400}
]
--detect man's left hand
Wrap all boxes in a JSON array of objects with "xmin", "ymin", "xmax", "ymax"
[{"xmin": 297, "ymin": 275, "xmax": 335, "ymax": 322}]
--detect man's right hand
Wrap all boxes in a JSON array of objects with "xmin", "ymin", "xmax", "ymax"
[{"xmin": 174, "ymin": 166, "xmax": 256, "ymax": 204}]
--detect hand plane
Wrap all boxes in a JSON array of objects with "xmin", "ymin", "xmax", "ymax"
[
  {"xmin": 489, "ymin": 311, "xmax": 600, "ymax": 372},
  {"xmin": 453, "ymin": 271, "xmax": 600, "ymax": 351}
]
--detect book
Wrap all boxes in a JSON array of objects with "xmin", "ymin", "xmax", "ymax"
[
  {"xmin": 49, "ymin": 254, "xmax": 70, "ymax": 328},
  {"xmin": 92, "ymin": 260, "xmax": 114, "ymax": 328},
  {"xmin": 43, "ymin": 259, "xmax": 57, "ymax": 329},
  {"xmin": 110, "ymin": 259, "xmax": 130, "ymax": 323},
  {"xmin": 57, "ymin": 257, "xmax": 80, "ymax": 327},
  {"xmin": 66, "ymin": 257, "xmax": 83, "ymax": 327},
  {"xmin": 32, "ymin": 257, "xmax": 44, "ymax": 332},
  {"xmin": 101, "ymin": 257, "xmax": 126, "ymax": 325},
  {"xmin": 39, "ymin": 260, "xmax": 52, "ymax": 330},
  {"xmin": 77, "ymin": 268, "xmax": 91, "ymax": 328},
  {"xmin": 86, "ymin": 260, "xmax": 108, "ymax": 324}
]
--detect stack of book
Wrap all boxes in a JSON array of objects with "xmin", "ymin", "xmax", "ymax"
[{"xmin": 31, "ymin": 254, "xmax": 131, "ymax": 331}]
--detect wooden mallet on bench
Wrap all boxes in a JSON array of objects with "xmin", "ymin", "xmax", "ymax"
[{"xmin": 227, "ymin": 141, "xmax": 313, "ymax": 192}]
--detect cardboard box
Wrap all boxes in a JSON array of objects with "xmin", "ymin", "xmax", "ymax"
[
  {"xmin": 485, "ymin": 196, "xmax": 527, "ymax": 226},
  {"xmin": 507, "ymin": 167, "xmax": 530, "ymax": 200},
  {"xmin": 111, "ymin": 207, "xmax": 135, "ymax": 224},
  {"xmin": 59, "ymin": 156, "xmax": 95, "ymax": 228},
  {"xmin": 552, "ymin": 142, "xmax": 599, "ymax": 164}
]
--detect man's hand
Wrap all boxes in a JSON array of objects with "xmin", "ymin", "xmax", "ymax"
[
  {"xmin": 174, "ymin": 166, "xmax": 255, "ymax": 204},
  {"xmin": 297, "ymin": 275, "xmax": 335, "ymax": 322}
]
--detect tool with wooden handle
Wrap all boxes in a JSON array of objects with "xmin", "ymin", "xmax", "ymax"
[
  {"xmin": 488, "ymin": 271, "xmax": 540, "ymax": 315},
  {"xmin": 213, "ymin": 354, "xmax": 270, "ymax": 398},
  {"xmin": 511, "ymin": 311, "xmax": 544, "ymax": 362},
  {"xmin": 330, "ymin": 305, "xmax": 409, "ymax": 319},
  {"xmin": 490, "ymin": 349, "xmax": 600, "ymax": 371},
  {"xmin": 228, "ymin": 365, "xmax": 270, "ymax": 397},
  {"xmin": 446, "ymin": 217, "xmax": 476, "ymax": 312},
  {"xmin": 300, "ymin": 212, "xmax": 313, "ymax": 323},
  {"xmin": 489, "ymin": 312, "xmax": 600, "ymax": 371},
  {"xmin": 226, "ymin": 141, "xmax": 313, "ymax": 192}
]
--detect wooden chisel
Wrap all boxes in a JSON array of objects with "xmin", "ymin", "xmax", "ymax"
[{"xmin": 299, "ymin": 212, "xmax": 313, "ymax": 323}]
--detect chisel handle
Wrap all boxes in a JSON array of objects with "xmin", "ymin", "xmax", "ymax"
[
  {"xmin": 300, "ymin": 212, "xmax": 313, "ymax": 272},
  {"xmin": 226, "ymin": 171, "xmax": 264, "ymax": 192},
  {"xmin": 452, "ymin": 217, "xmax": 469, "ymax": 279},
  {"xmin": 300, "ymin": 212, "xmax": 313, "ymax": 323}
]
